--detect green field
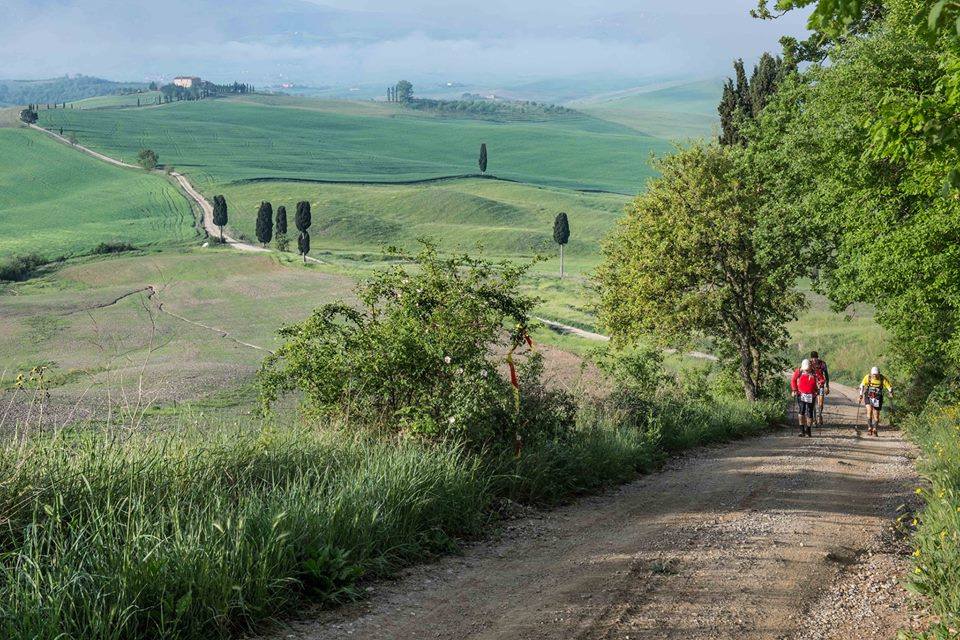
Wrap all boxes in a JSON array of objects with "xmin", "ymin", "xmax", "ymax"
[
  {"xmin": 38, "ymin": 96, "xmax": 670, "ymax": 194},
  {"xmin": 218, "ymin": 178, "xmax": 628, "ymax": 274},
  {"xmin": 574, "ymin": 79, "xmax": 722, "ymax": 140},
  {"xmin": 0, "ymin": 128, "xmax": 196, "ymax": 259},
  {"xmin": 68, "ymin": 91, "xmax": 162, "ymax": 109}
]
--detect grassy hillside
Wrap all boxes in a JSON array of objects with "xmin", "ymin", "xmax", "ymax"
[
  {"xmin": 37, "ymin": 96, "xmax": 670, "ymax": 194},
  {"xmin": 1, "ymin": 250, "xmax": 355, "ymax": 418},
  {"xmin": 576, "ymin": 79, "xmax": 722, "ymax": 140},
  {"xmin": 0, "ymin": 76, "xmax": 147, "ymax": 107},
  {"xmin": 0, "ymin": 128, "xmax": 195, "ymax": 259},
  {"xmin": 68, "ymin": 91, "xmax": 163, "ymax": 109},
  {"xmin": 218, "ymin": 178, "xmax": 628, "ymax": 273}
]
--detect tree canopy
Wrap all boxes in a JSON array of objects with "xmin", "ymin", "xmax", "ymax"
[
  {"xmin": 745, "ymin": 0, "xmax": 960, "ymax": 401},
  {"xmin": 596, "ymin": 144, "xmax": 806, "ymax": 400}
]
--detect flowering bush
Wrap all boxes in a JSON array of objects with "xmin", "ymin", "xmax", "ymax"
[{"xmin": 259, "ymin": 242, "xmax": 570, "ymax": 444}]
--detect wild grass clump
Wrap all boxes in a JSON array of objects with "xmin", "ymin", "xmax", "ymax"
[
  {"xmin": 901, "ymin": 391, "xmax": 960, "ymax": 638},
  {"xmin": 0, "ymin": 386, "xmax": 776, "ymax": 640},
  {"xmin": 0, "ymin": 426, "xmax": 488, "ymax": 640}
]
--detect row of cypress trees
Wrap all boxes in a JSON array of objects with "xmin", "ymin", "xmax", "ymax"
[
  {"xmin": 256, "ymin": 200, "xmax": 313, "ymax": 261},
  {"xmin": 211, "ymin": 195, "xmax": 312, "ymax": 262}
]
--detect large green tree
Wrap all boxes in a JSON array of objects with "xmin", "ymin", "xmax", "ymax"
[
  {"xmin": 747, "ymin": 0, "xmax": 960, "ymax": 400},
  {"xmin": 395, "ymin": 80, "xmax": 414, "ymax": 103},
  {"xmin": 596, "ymin": 144, "xmax": 806, "ymax": 400},
  {"xmin": 136, "ymin": 148, "xmax": 158, "ymax": 170}
]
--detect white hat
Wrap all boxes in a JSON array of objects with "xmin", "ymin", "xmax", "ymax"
[
  {"xmin": 801, "ymin": 359, "xmax": 810, "ymax": 371},
  {"xmin": 871, "ymin": 366, "xmax": 880, "ymax": 375}
]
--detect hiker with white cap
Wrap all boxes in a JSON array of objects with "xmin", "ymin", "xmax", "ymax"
[
  {"xmin": 859, "ymin": 366, "xmax": 893, "ymax": 436},
  {"xmin": 790, "ymin": 359, "xmax": 819, "ymax": 437}
]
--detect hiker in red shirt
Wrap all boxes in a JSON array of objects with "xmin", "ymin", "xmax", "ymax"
[{"xmin": 791, "ymin": 359, "xmax": 819, "ymax": 437}]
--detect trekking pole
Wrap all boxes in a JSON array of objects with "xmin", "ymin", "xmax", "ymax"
[{"xmin": 855, "ymin": 398, "xmax": 862, "ymax": 437}]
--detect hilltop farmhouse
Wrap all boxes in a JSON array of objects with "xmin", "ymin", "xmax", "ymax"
[{"xmin": 173, "ymin": 76, "xmax": 201, "ymax": 89}]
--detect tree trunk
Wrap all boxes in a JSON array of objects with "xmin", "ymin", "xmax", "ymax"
[
  {"xmin": 559, "ymin": 244, "xmax": 564, "ymax": 279},
  {"xmin": 738, "ymin": 342, "xmax": 758, "ymax": 402},
  {"xmin": 219, "ymin": 226, "xmax": 223, "ymax": 243}
]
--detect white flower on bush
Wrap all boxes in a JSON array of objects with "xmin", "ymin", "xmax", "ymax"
[
  {"xmin": 456, "ymin": 368, "xmax": 464, "ymax": 375},
  {"xmin": 444, "ymin": 356, "xmax": 452, "ymax": 364},
  {"xmin": 480, "ymin": 370, "xmax": 488, "ymax": 378},
  {"xmin": 448, "ymin": 416, "xmax": 456, "ymax": 424}
]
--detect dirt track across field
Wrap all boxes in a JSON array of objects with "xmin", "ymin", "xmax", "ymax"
[{"xmin": 265, "ymin": 383, "xmax": 920, "ymax": 640}]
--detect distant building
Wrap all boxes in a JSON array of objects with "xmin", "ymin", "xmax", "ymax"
[{"xmin": 173, "ymin": 76, "xmax": 201, "ymax": 89}]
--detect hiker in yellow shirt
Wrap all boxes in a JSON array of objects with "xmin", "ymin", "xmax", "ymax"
[{"xmin": 859, "ymin": 366, "xmax": 893, "ymax": 436}]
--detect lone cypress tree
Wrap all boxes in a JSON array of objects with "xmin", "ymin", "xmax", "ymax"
[
  {"xmin": 212, "ymin": 195, "xmax": 228, "ymax": 242},
  {"xmin": 553, "ymin": 212, "xmax": 570, "ymax": 278},
  {"xmin": 479, "ymin": 143, "xmax": 488, "ymax": 174},
  {"xmin": 275, "ymin": 205, "xmax": 288, "ymax": 251},
  {"xmin": 256, "ymin": 201, "xmax": 274, "ymax": 246},
  {"xmin": 295, "ymin": 200, "xmax": 312, "ymax": 263}
]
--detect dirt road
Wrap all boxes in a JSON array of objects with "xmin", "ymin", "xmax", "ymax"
[
  {"xmin": 268, "ymin": 383, "xmax": 918, "ymax": 640},
  {"xmin": 27, "ymin": 123, "xmax": 316, "ymax": 258}
]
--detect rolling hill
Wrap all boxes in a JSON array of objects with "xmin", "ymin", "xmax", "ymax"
[
  {"xmin": 0, "ymin": 128, "xmax": 195, "ymax": 260},
  {"xmin": 37, "ymin": 96, "xmax": 671, "ymax": 194},
  {"xmin": 574, "ymin": 78, "xmax": 723, "ymax": 140}
]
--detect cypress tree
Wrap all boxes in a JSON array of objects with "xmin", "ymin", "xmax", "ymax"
[
  {"xmin": 275, "ymin": 205, "xmax": 289, "ymax": 251},
  {"xmin": 553, "ymin": 212, "xmax": 571, "ymax": 278},
  {"xmin": 734, "ymin": 59, "xmax": 751, "ymax": 118},
  {"xmin": 749, "ymin": 52, "xmax": 781, "ymax": 116},
  {"xmin": 718, "ymin": 79, "xmax": 738, "ymax": 146},
  {"xmin": 479, "ymin": 143, "xmax": 488, "ymax": 174},
  {"xmin": 295, "ymin": 201, "xmax": 312, "ymax": 262},
  {"xmin": 718, "ymin": 54, "xmax": 786, "ymax": 147},
  {"xmin": 256, "ymin": 201, "xmax": 274, "ymax": 246},
  {"xmin": 212, "ymin": 195, "xmax": 228, "ymax": 242}
]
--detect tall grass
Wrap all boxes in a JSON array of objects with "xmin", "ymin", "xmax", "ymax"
[
  {"xmin": 902, "ymin": 400, "xmax": 960, "ymax": 638},
  {"xmin": 0, "ymin": 396, "xmax": 779, "ymax": 639}
]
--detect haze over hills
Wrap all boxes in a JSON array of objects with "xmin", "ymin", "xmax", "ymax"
[{"xmin": 3, "ymin": 0, "xmax": 810, "ymax": 89}]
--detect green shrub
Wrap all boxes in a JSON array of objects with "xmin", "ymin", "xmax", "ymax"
[
  {"xmin": 0, "ymin": 426, "xmax": 489, "ymax": 640},
  {"xmin": 92, "ymin": 241, "xmax": 136, "ymax": 254},
  {"xmin": 901, "ymin": 391, "xmax": 960, "ymax": 638},
  {"xmin": 0, "ymin": 253, "xmax": 47, "ymax": 281},
  {"xmin": 260, "ymin": 242, "xmax": 571, "ymax": 445}
]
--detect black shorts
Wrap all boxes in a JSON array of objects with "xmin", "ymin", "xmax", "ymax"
[
  {"xmin": 798, "ymin": 400, "xmax": 815, "ymax": 418},
  {"xmin": 865, "ymin": 396, "xmax": 883, "ymax": 411}
]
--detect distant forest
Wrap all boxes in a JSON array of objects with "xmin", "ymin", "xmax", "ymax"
[
  {"xmin": 0, "ymin": 76, "xmax": 147, "ymax": 106},
  {"xmin": 405, "ymin": 96, "xmax": 579, "ymax": 121},
  {"xmin": 385, "ymin": 81, "xmax": 579, "ymax": 121}
]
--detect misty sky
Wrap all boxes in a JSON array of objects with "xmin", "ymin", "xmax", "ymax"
[{"xmin": 2, "ymin": 0, "xmax": 811, "ymax": 86}]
